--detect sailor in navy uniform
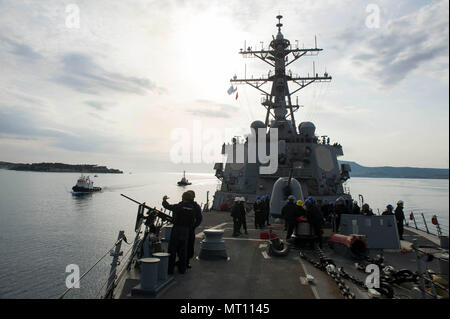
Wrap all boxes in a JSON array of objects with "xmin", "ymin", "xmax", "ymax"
[{"xmin": 162, "ymin": 192, "xmax": 196, "ymax": 274}]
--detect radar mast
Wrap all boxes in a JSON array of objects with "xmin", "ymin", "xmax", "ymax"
[{"xmin": 231, "ymin": 15, "xmax": 332, "ymax": 130}]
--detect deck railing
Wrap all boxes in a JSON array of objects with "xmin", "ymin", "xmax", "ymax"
[{"xmin": 405, "ymin": 211, "xmax": 448, "ymax": 237}]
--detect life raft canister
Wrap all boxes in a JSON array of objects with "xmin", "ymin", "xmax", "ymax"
[{"xmin": 431, "ymin": 215, "xmax": 438, "ymax": 225}]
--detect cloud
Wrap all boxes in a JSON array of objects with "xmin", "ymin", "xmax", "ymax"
[
  {"xmin": 347, "ymin": 0, "xmax": 449, "ymax": 86},
  {"xmin": 314, "ymin": 104, "xmax": 371, "ymax": 115},
  {"xmin": 188, "ymin": 109, "xmax": 232, "ymax": 118},
  {"xmin": 54, "ymin": 53, "xmax": 162, "ymax": 95},
  {"xmin": 186, "ymin": 99, "xmax": 238, "ymax": 118},
  {"xmin": 0, "ymin": 106, "xmax": 119, "ymax": 153},
  {"xmin": 84, "ymin": 100, "xmax": 116, "ymax": 110},
  {"xmin": 0, "ymin": 107, "xmax": 42, "ymax": 137},
  {"xmin": 0, "ymin": 35, "xmax": 41, "ymax": 62},
  {"xmin": 0, "ymin": 0, "xmax": 447, "ymax": 168},
  {"xmin": 85, "ymin": 101, "xmax": 104, "ymax": 110}
]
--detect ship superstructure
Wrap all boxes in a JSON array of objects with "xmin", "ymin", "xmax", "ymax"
[{"xmin": 213, "ymin": 15, "xmax": 352, "ymax": 209}]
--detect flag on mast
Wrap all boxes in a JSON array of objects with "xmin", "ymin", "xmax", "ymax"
[{"xmin": 227, "ymin": 85, "xmax": 235, "ymax": 95}]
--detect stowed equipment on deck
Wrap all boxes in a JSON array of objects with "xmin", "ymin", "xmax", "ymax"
[
  {"xmin": 102, "ymin": 194, "xmax": 175, "ymax": 298},
  {"xmin": 120, "ymin": 194, "xmax": 173, "ymax": 265}
]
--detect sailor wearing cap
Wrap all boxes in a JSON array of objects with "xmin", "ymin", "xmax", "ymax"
[
  {"xmin": 394, "ymin": 200, "xmax": 405, "ymax": 240},
  {"xmin": 282, "ymin": 195, "xmax": 300, "ymax": 240},
  {"xmin": 382, "ymin": 204, "xmax": 394, "ymax": 215},
  {"xmin": 253, "ymin": 196, "xmax": 265, "ymax": 229},
  {"xmin": 162, "ymin": 192, "xmax": 196, "ymax": 274}
]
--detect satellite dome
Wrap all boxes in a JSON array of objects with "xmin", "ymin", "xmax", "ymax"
[
  {"xmin": 250, "ymin": 121, "xmax": 266, "ymax": 132},
  {"xmin": 299, "ymin": 122, "xmax": 316, "ymax": 136}
]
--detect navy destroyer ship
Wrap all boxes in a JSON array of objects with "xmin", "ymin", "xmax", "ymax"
[
  {"xmin": 212, "ymin": 15, "xmax": 351, "ymax": 212},
  {"xmin": 58, "ymin": 16, "xmax": 448, "ymax": 301}
]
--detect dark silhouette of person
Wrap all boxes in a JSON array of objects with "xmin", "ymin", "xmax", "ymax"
[
  {"xmin": 162, "ymin": 192, "xmax": 196, "ymax": 274},
  {"xmin": 282, "ymin": 195, "xmax": 299, "ymax": 240},
  {"xmin": 334, "ymin": 197, "xmax": 348, "ymax": 232},
  {"xmin": 305, "ymin": 198, "xmax": 324, "ymax": 248},
  {"xmin": 395, "ymin": 200, "xmax": 405, "ymax": 240},
  {"xmin": 382, "ymin": 204, "xmax": 394, "ymax": 216},
  {"xmin": 184, "ymin": 190, "xmax": 202, "ymax": 268},
  {"xmin": 253, "ymin": 197, "xmax": 265, "ymax": 229}
]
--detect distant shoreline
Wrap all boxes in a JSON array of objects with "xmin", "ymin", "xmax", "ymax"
[
  {"xmin": 349, "ymin": 175, "xmax": 449, "ymax": 180},
  {"xmin": 0, "ymin": 160, "xmax": 448, "ymax": 179},
  {"xmin": 339, "ymin": 161, "xmax": 449, "ymax": 180},
  {"xmin": 0, "ymin": 161, "xmax": 123, "ymax": 174}
]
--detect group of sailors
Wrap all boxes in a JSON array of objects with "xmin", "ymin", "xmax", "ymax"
[
  {"xmin": 382, "ymin": 200, "xmax": 406, "ymax": 240},
  {"xmin": 230, "ymin": 195, "xmax": 271, "ymax": 237},
  {"xmin": 314, "ymin": 197, "xmax": 406, "ymax": 240},
  {"xmin": 281, "ymin": 195, "xmax": 324, "ymax": 248},
  {"xmin": 160, "ymin": 191, "xmax": 406, "ymax": 275},
  {"xmin": 230, "ymin": 195, "xmax": 407, "ymax": 245}
]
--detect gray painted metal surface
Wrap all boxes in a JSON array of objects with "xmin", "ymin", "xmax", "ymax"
[
  {"xmin": 139, "ymin": 258, "xmax": 160, "ymax": 291},
  {"xmin": 199, "ymin": 229, "xmax": 228, "ymax": 260},
  {"xmin": 152, "ymin": 253, "xmax": 170, "ymax": 282},
  {"xmin": 339, "ymin": 215, "xmax": 401, "ymax": 249},
  {"xmin": 270, "ymin": 177, "xmax": 303, "ymax": 216},
  {"xmin": 212, "ymin": 16, "xmax": 352, "ymax": 210}
]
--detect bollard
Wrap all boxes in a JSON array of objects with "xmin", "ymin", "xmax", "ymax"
[
  {"xmin": 199, "ymin": 229, "xmax": 228, "ymax": 260},
  {"xmin": 139, "ymin": 258, "xmax": 160, "ymax": 291},
  {"xmin": 152, "ymin": 252, "xmax": 170, "ymax": 282}
]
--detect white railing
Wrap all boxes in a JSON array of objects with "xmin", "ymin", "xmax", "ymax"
[{"xmin": 406, "ymin": 210, "xmax": 448, "ymax": 237}]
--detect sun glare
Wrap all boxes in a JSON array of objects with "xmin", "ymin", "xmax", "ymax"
[{"xmin": 171, "ymin": 9, "xmax": 242, "ymax": 99}]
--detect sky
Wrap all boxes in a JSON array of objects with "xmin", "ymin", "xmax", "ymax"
[{"xmin": 0, "ymin": 0, "xmax": 448, "ymax": 172}]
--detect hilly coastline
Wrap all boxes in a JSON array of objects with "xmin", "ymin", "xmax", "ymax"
[
  {"xmin": 0, "ymin": 160, "xmax": 448, "ymax": 179},
  {"xmin": 339, "ymin": 161, "xmax": 449, "ymax": 179},
  {"xmin": 0, "ymin": 161, "xmax": 123, "ymax": 174}
]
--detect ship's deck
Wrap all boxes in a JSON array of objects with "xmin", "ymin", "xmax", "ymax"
[{"xmin": 115, "ymin": 210, "xmax": 446, "ymax": 299}]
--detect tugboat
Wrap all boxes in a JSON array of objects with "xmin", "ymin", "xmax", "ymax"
[
  {"xmin": 177, "ymin": 171, "xmax": 192, "ymax": 186},
  {"xmin": 72, "ymin": 175, "xmax": 101, "ymax": 194}
]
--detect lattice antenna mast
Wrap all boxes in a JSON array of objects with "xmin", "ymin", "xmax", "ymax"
[{"xmin": 231, "ymin": 15, "xmax": 332, "ymax": 128}]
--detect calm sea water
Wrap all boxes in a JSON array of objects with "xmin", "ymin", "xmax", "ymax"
[{"xmin": 0, "ymin": 169, "xmax": 448, "ymax": 299}]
